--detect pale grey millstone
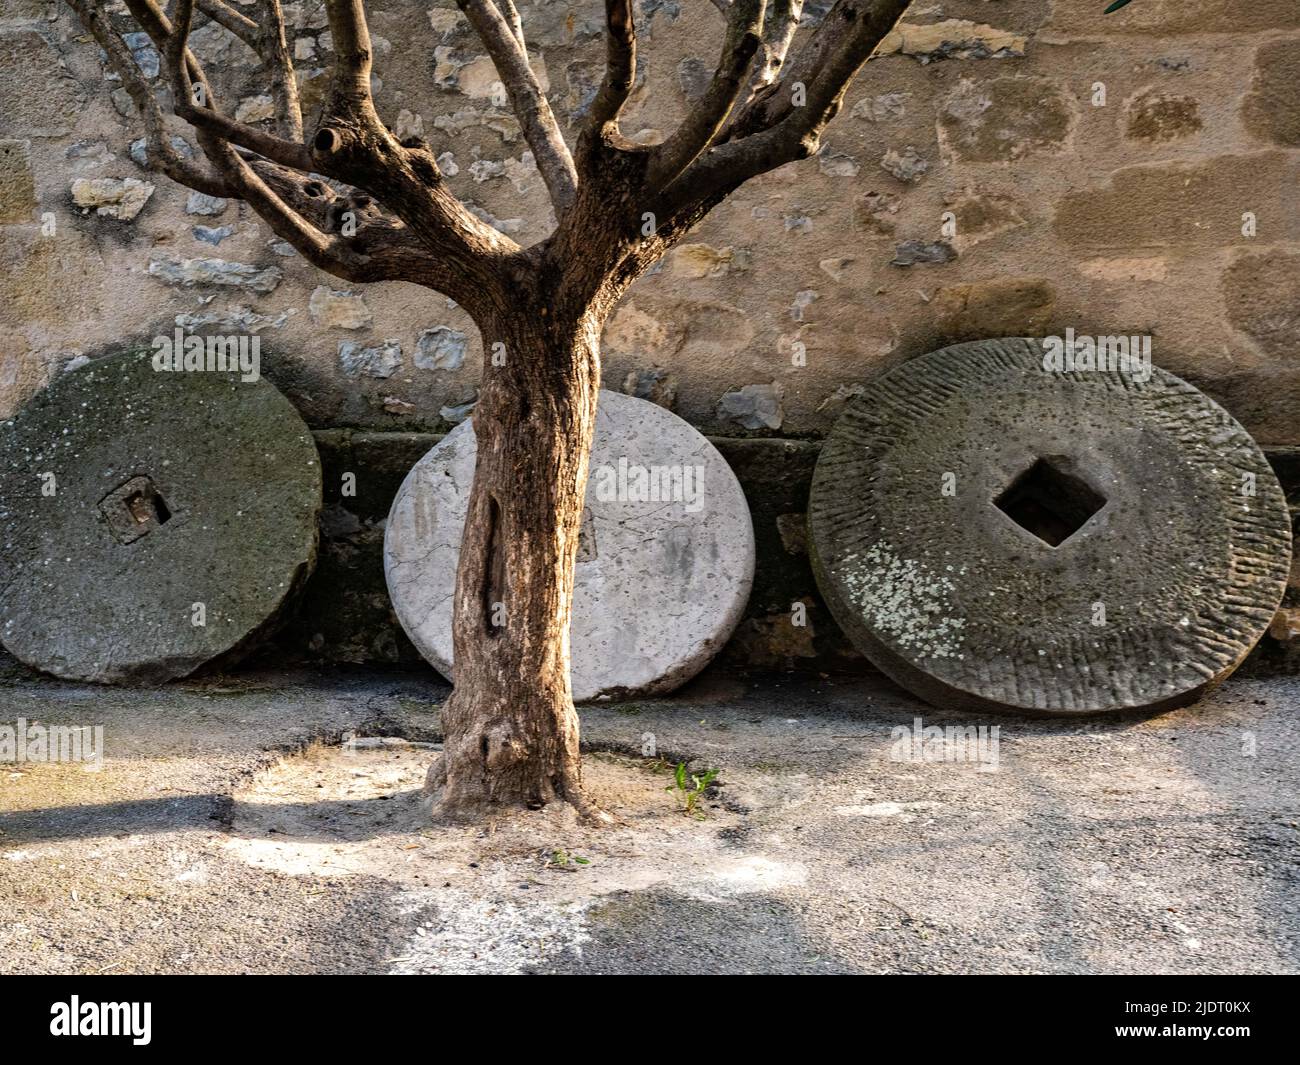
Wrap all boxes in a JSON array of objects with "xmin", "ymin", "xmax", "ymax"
[
  {"xmin": 384, "ymin": 390, "xmax": 755, "ymax": 701},
  {"xmin": 0, "ymin": 349, "xmax": 321, "ymax": 683},
  {"xmin": 808, "ymin": 337, "xmax": 1292, "ymax": 716}
]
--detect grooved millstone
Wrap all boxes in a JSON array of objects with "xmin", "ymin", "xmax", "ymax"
[
  {"xmin": 808, "ymin": 338, "xmax": 1292, "ymax": 715},
  {"xmin": 384, "ymin": 390, "xmax": 755, "ymax": 702},
  {"xmin": 0, "ymin": 349, "xmax": 321, "ymax": 683}
]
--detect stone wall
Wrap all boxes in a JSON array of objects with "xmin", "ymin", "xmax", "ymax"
[
  {"xmin": 0, "ymin": 0, "xmax": 1296, "ymax": 677},
  {"xmin": 1, "ymin": 0, "xmax": 1297, "ymax": 441}
]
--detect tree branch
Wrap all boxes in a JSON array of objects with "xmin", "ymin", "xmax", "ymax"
[
  {"xmin": 66, "ymin": 0, "xmax": 518, "ymax": 310},
  {"xmin": 732, "ymin": 0, "xmax": 909, "ymax": 139},
  {"xmin": 140, "ymin": 0, "xmax": 389, "ymax": 283},
  {"xmin": 646, "ymin": 0, "xmax": 764, "ymax": 189},
  {"xmin": 211, "ymin": 138, "xmax": 452, "ymax": 287},
  {"xmin": 280, "ymin": 5, "xmax": 526, "ymax": 292},
  {"xmin": 586, "ymin": 0, "xmax": 636, "ymax": 133},
  {"xmin": 202, "ymin": 134, "xmax": 373, "ymax": 276},
  {"xmin": 745, "ymin": 0, "xmax": 802, "ymax": 101},
  {"xmin": 455, "ymin": 0, "xmax": 577, "ymax": 211},
  {"xmin": 322, "ymin": 0, "xmax": 375, "ymax": 115},
  {"xmin": 195, "ymin": 0, "xmax": 260, "ymax": 49},
  {"xmin": 253, "ymin": 0, "xmax": 304, "ymax": 141},
  {"xmin": 498, "ymin": 0, "xmax": 526, "ymax": 49},
  {"xmin": 117, "ymin": 0, "xmax": 313, "ymax": 170},
  {"xmin": 65, "ymin": 0, "xmax": 232, "ymax": 196},
  {"xmin": 121, "ymin": 0, "xmax": 216, "ymax": 107},
  {"xmin": 658, "ymin": 0, "xmax": 910, "ymax": 213}
]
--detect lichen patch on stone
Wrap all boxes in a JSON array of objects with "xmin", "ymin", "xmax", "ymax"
[{"xmin": 838, "ymin": 545, "xmax": 967, "ymax": 660}]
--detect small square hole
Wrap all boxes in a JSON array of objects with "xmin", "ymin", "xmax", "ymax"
[
  {"xmin": 994, "ymin": 457, "xmax": 1106, "ymax": 547},
  {"xmin": 125, "ymin": 489, "xmax": 171, "ymax": 527},
  {"xmin": 98, "ymin": 475, "xmax": 173, "ymax": 544}
]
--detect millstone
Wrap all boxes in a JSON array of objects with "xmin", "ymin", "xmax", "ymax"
[
  {"xmin": 385, "ymin": 390, "xmax": 755, "ymax": 701},
  {"xmin": 808, "ymin": 338, "xmax": 1292, "ymax": 716},
  {"xmin": 0, "ymin": 349, "xmax": 321, "ymax": 683}
]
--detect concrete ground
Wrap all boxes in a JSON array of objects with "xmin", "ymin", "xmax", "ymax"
[{"xmin": 1, "ymin": 664, "xmax": 1297, "ymax": 975}]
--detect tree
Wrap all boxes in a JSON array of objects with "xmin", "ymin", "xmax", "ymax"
[{"xmin": 64, "ymin": 0, "xmax": 913, "ymax": 819}]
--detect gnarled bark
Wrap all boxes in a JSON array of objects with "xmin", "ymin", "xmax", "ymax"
[{"xmin": 427, "ymin": 263, "xmax": 611, "ymax": 820}]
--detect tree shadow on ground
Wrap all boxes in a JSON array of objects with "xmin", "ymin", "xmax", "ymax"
[{"xmin": 0, "ymin": 790, "xmax": 429, "ymax": 845}]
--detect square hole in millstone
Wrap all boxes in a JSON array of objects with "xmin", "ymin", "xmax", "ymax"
[
  {"xmin": 994, "ymin": 457, "xmax": 1106, "ymax": 547},
  {"xmin": 98, "ymin": 475, "xmax": 173, "ymax": 544}
]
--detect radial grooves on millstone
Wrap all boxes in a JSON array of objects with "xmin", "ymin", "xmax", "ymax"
[{"xmin": 807, "ymin": 337, "xmax": 1291, "ymax": 715}]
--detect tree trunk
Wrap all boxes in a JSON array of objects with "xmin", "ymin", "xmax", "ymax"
[{"xmin": 425, "ymin": 284, "xmax": 611, "ymax": 820}]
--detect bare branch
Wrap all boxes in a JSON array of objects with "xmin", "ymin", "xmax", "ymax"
[
  {"xmin": 456, "ymin": 0, "xmax": 577, "ymax": 211},
  {"xmin": 121, "ymin": 0, "xmax": 217, "ymax": 107},
  {"xmin": 252, "ymin": 0, "xmax": 304, "ymax": 141},
  {"xmin": 205, "ymin": 136, "xmax": 444, "ymax": 286},
  {"xmin": 732, "ymin": 0, "xmax": 909, "ymax": 139},
  {"xmin": 746, "ymin": 0, "xmax": 802, "ymax": 99},
  {"xmin": 117, "ymin": 0, "xmax": 314, "ymax": 170},
  {"xmin": 586, "ymin": 0, "xmax": 636, "ymax": 133},
  {"xmin": 659, "ymin": 0, "xmax": 910, "ymax": 213},
  {"xmin": 62, "ymin": 0, "xmax": 519, "ymax": 319},
  {"xmin": 204, "ymin": 137, "xmax": 360, "ymax": 267},
  {"xmin": 186, "ymin": 100, "xmax": 315, "ymax": 169},
  {"xmin": 65, "ymin": 0, "xmax": 232, "ymax": 196},
  {"xmin": 195, "ymin": 0, "xmax": 260, "ymax": 49},
  {"xmin": 241, "ymin": 148, "xmax": 490, "ymax": 296},
  {"xmin": 163, "ymin": 0, "xmax": 198, "ymax": 105},
  {"xmin": 646, "ymin": 0, "xmax": 764, "ymax": 189},
  {"xmin": 123, "ymin": 0, "xmax": 381, "ymax": 282},
  {"xmin": 192, "ymin": 0, "xmax": 300, "ymax": 138},
  {"xmin": 498, "ymin": 0, "xmax": 526, "ymax": 49},
  {"xmin": 322, "ymin": 0, "xmax": 375, "ymax": 115}
]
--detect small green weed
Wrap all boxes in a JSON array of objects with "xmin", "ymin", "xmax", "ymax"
[{"xmin": 665, "ymin": 762, "xmax": 720, "ymax": 818}]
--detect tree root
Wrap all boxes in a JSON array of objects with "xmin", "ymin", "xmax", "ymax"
[
  {"xmin": 560, "ymin": 769, "xmax": 617, "ymax": 825},
  {"xmin": 421, "ymin": 753, "xmax": 615, "ymax": 824}
]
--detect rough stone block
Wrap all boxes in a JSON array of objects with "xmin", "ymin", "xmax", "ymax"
[
  {"xmin": 0, "ymin": 32, "xmax": 83, "ymax": 138},
  {"xmin": 148, "ymin": 256, "xmax": 283, "ymax": 293},
  {"xmin": 1223, "ymin": 251, "xmax": 1300, "ymax": 360},
  {"xmin": 71, "ymin": 177, "xmax": 155, "ymax": 221},
  {"xmin": 1053, "ymin": 153, "xmax": 1300, "ymax": 249},
  {"xmin": 938, "ymin": 77, "xmax": 1075, "ymax": 163},
  {"xmin": 880, "ymin": 19, "xmax": 1028, "ymax": 62},
  {"xmin": 1125, "ymin": 88, "xmax": 1202, "ymax": 142},
  {"xmin": 1048, "ymin": 0, "xmax": 1298, "ymax": 34},
  {"xmin": 934, "ymin": 277, "xmax": 1057, "ymax": 340},
  {"xmin": 0, "ymin": 139, "xmax": 35, "ymax": 224},
  {"xmin": 309, "ymin": 285, "xmax": 373, "ymax": 330},
  {"xmin": 1243, "ymin": 40, "xmax": 1300, "ymax": 148}
]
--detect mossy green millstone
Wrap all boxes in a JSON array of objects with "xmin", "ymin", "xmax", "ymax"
[
  {"xmin": 0, "ymin": 349, "xmax": 321, "ymax": 683},
  {"xmin": 808, "ymin": 338, "xmax": 1292, "ymax": 716}
]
